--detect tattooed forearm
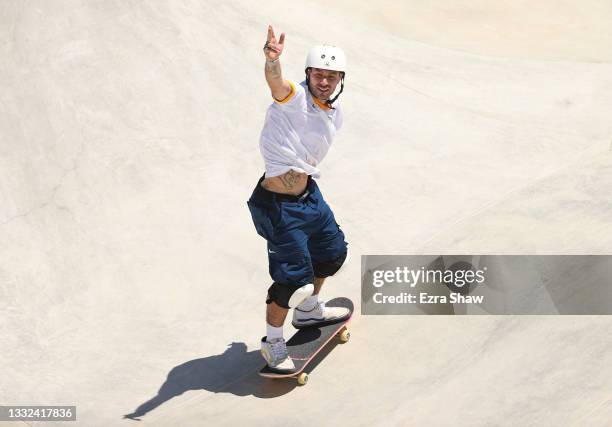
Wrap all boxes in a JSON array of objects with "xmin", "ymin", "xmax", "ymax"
[
  {"xmin": 279, "ymin": 170, "xmax": 302, "ymax": 190},
  {"xmin": 265, "ymin": 60, "xmax": 282, "ymax": 80},
  {"xmin": 265, "ymin": 60, "xmax": 291, "ymax": 101}
]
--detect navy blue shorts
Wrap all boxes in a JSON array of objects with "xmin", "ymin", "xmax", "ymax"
[{"xmin": 247, "ymin": 174, "xmax": 348, "ymax": 286}]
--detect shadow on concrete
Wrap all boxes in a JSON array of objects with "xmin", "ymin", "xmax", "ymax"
[{"xmin": 124, "ymin": 340, "xmax": 339, "ymax": 420}]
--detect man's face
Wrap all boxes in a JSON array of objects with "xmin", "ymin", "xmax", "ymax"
[{"xmin": 308, "ymin": 68, "xmax": 342, "ymax": 100}]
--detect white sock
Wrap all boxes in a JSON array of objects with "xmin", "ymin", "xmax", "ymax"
[
  {"xmin": 297, "ymin": 295, "xmax": 319, "ymax": 311},
  {"xmin": 266, "ymin": 323, "xmax": 283, "ymax": 341}
]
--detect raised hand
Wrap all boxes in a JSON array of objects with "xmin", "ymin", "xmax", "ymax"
[{"xmin": 263, "ymin": 25, "xmax": 285, "ymax": 62}]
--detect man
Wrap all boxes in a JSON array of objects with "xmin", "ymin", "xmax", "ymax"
[{"xmin": 247, "ymin": 25, "xmax": 350, "ymax": 372}]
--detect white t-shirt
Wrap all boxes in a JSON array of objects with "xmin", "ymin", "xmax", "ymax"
[{"xmin": 259, "ymin": 80, "xmax": 343, "ymax": 178}]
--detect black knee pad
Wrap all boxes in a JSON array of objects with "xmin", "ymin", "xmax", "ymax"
[
  {"xmin": 266, "ymin": 282, "xmax": 314, "ymax": 309},
  {"xmin": 313, "ymin": 251, "xmax": 347, "ymax": 278}
]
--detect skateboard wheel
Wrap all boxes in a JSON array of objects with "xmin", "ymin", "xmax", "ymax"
[
  {"xmin": 339, "ymin": 329, "xmax": 350, "ymax": 343},
  {"xmin": 297, "ymin": 373, "xmax": 308, "ymax": 385}
]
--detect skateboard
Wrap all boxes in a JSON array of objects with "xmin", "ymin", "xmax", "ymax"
[{"xmin": 259, "ymin": 297, "xmax": 354, "ymax": 385}]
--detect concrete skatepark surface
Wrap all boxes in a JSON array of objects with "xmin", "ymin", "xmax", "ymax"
[{"xmin": 1, "ymin": 1, "xmax": 611, "ymax": 425}]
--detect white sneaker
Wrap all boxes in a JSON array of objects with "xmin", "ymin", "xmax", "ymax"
[
  {"xmin": 292, "ymin": 300, "xmax": 350, "ymax": 329},
  {"xmin": 260, "ymin": 337, "xmax": 295, "ymax": 372}
]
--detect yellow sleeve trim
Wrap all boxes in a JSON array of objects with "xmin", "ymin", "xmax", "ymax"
[{"xmin": 274, "ymin": 81, "xmax": 296, "ymax": 104}]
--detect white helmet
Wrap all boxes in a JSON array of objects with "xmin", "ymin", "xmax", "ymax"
[{"xmin": 305, "ymin": 45, "xmax": 346, "ymax": 73}]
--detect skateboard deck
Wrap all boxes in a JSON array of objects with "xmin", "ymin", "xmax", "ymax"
[{"xmin": 259, "ymin": 297, "xmax": 354, "ymax": 385}]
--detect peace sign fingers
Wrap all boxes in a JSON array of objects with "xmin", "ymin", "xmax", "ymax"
[{"xmin": 264, "ymin": 25, "xmax": 285, "ymax": 60}]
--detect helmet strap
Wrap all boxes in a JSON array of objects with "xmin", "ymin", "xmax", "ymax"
[{"xmin": 326, "ymin": 73, "xmax": 345, "ymax": 108}]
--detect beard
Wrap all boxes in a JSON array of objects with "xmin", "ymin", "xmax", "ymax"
[{"xmin": 309, "ymin": 85, "xmax": 333, "ymax": 100}]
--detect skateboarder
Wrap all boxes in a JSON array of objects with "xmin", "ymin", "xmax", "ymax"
[{"xmin": 247, "ymin": 26, "xmax": 350, "ymax": 372}]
